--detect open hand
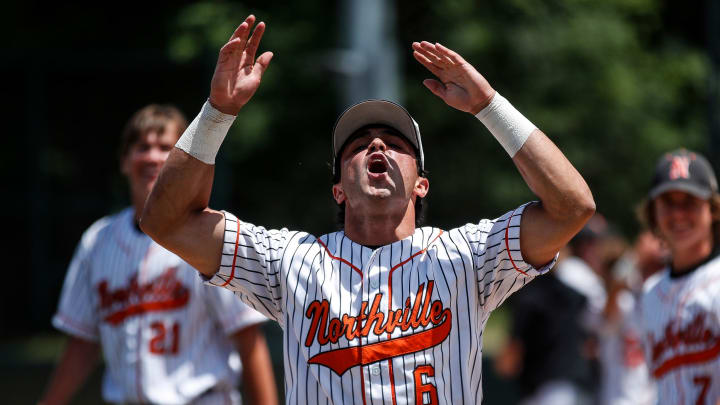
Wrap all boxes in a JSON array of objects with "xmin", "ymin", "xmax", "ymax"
[
  {"xmin": 209, "ymin": 15, "xmax": 273, "ymax": 116},
  {"xmin": 412, "ymin": 42, "xmax": 495, "ymax": 115}
]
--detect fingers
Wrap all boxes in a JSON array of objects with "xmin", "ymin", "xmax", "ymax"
[
  {"xmin": 217, "ymin": 38, "xmax": 244, "ymax": 65},
  {"xmin": 435, "ymin": 43, "xmax": 466, "ymax": 65},
  {"xmin": 416, "ymin": 41, "xmax": 445, "ymax": 65},
  {"xmin": 253, "ymin": 51, "xmax": 274, "ymax": 76},
  {"xmin": 422, "ymin": 79, "xmax": 446, "ymax": 99},
  {"xmin": 244, "ymin": 21, "xmax": 266, "ymax": 66},
  {"xmin": 228, "ymin": 15, "xmax": 255, "ymax": 42},
  {"xmin": 414, "ymin": 41, "xmax": 467, "ymax": 68},
  {"xmin": 412, "ymin": 45, "xmax": 443, "ymax": 78}
]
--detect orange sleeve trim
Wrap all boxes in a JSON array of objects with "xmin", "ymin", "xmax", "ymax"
[
  {"xmin": 504, "ymin": 209, "xmax": 529, "ymax": 276},
  {"xmin": 220, "ymin": 219, "xmax": 241, "ymax": 287}
]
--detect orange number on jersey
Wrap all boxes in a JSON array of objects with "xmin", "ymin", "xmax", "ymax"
[
  {"xmin": 414, "ymin": 365, "xmax": 438, "ymax": 405},
  {"xmin": 149, "ymin": 321, "xmax": 180, "ymax": 355},
  {"xmin": 693, "ymin": 375, "xmax": 711, "ymax": 405}
]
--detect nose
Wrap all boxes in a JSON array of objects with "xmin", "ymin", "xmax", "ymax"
[
  {"xmin": 145, "ymin": 146, "xmax": 168, "ymax": 165},
  {"xmin": 368, "ymin": 138, "xmax": 387, "ymax": 153}
]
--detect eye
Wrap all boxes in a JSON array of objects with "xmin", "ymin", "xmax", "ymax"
[{"xmin": 352, "ymin": 143, "xmax": 368, "ymax": 153}]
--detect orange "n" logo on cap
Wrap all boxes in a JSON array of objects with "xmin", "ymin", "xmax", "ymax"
[{"xmin": 669, "ymin": 156, "xmax": 690, "ymax": 180}]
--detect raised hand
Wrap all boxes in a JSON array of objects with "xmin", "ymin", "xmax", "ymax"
[
  {"xmin": 209, "ymin": 15, "xmax": 273, "ymax": 116},
  {"xmin": 412, "ymin": 41, "xmax": 495, "ymax": 115}
]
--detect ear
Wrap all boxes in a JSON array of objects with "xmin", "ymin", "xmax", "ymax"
[
  {"xmin": 414, "ymin": 176, "xmax": 429, "ymax": 199},
  {"xmin": 332, "ymin": 183, "xmax": 346, "ymax": 205}
]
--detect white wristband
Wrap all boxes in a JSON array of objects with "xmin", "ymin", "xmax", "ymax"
[
  {"xmin": 175, "ymin": 101, "xmax": 236, "ymax": 164},
  {"xmin": 475, "ymin": 92, "xmax": 536, "ymax": 157}
]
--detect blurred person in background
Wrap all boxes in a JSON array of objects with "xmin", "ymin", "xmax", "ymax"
[
  {"xmin": 495, "ymin": 214, "xmax": 621, "ymax": 405},
  {"xmin": 38, "ymin": 105, "xmax": 278, "ymax": 405},
  {"xmin": 554, "ymin": 215, "xmax": 610, "ymax": 335},
  {"xmin": 494, "ymin": 261, "xmax": 592, "ymax": 405},
  {"xmin": 639, "ymin": 148, "xmax": 720, "ymax": 404},
  {"xmin": 597, "ymin": 230, "xmax": 665, "ymax": 405}
]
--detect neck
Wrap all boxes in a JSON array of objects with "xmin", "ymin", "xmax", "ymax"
[
  {"xmin": 343, "ymin": 201, "xmax": 417, "ymax": 246},
  {"xmin": 671, "ymin": 237, "xmax": 714, "ymax": 274},
  {"xmin": 131, "ymin": 193, "xmax": 148, "ymax": 224}
]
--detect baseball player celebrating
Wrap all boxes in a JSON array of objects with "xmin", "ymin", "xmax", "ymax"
[
  {"xmin": 39, "ymin": 105, "xmax": 278, "ymax": 405},
  {"xmin": 140, "ymin": 15, "xmax": 595, "ymax": 404},
  {"xmin": 640, "ymin": 149, "xmax": 720, "ymax": 404}
]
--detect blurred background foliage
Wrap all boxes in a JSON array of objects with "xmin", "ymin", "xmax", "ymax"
[{"xmin": 1, "ymin": 0, "xmax": 715, "ymax": 403}]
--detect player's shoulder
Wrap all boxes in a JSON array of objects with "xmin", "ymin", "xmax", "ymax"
[
  {"xmin": 701, "ymin": 253, "xmax": 720, "ymax": 273},
  {"xmin": 78, "ymin": 207, "xmax": 133, "ymax": 250},
  {"xmin": 640, "ymin": 269, "xmax": 668, "ymax": 308},
  {"xmin": 234, "ymin": 216, "xmax": 311, "ymax": 242}
]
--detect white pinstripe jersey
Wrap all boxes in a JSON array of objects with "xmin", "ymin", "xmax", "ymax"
[
  {"xmin": 206, "ymin": 203, "xmax": 554, "ymax": 404},
  {"xmin": 53, "ymin": 207, "xmax": 267, "ymax": 405},
  {"xmin": 641, "ymin": 255, "xmax": 720, "ymax": 405}
]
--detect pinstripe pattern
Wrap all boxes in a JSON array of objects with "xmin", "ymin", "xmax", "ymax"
[
  {"xmin": 53, "ymin": 207, "xmax": 267, "ymax": 404},
  {"xmin": 641, "ymin": 257, "xmax": 720, "ymax": 404},
  {"xmin": 207, "ymin": 203, "xmax": 554, "ymax": 404}
]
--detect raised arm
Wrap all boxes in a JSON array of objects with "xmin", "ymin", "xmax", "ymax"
[
  {"xmin": 412, "ymin": 41, "xmax": 595, "ymax": 268},
  {"xmin": 140, "ymin": 15, "xmax": 273, "ymax": 276}
]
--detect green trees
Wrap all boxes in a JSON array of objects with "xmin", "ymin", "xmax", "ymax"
[{"xmin": 167, "ymin": 0, "xmax": 708, "ymax": 234}]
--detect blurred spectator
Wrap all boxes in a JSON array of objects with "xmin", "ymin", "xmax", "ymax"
[
  {"xmin": 38, "ymin": 105, "xmax": 278, "ymax": 405},
  {"xmin": 637, "ymin": 149, "xmax": 720, "ymax": 403},
  {"xmin": 496, "ymin": 214, "xmax": 623, "ymax": 405},
  {"xmin": 554, "ymin": 214, "xmax": 610, "ymax": 333},
  {"xmin": 495, "ymin": 267, "xmax": 592, "ymax": 405},
  {"xmin": 597, "ymin": 230, "xmax": 665, "ymax": 405}
]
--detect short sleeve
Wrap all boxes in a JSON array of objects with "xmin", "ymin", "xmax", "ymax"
[
  {"xmin": 464, "ymin": 202, "xmax": 556, "ymax": 313},
  {"xmin": 205, "ymin": 211, "xmax": 300, "ymax": 323},
  {"xmin": 52, "ymin": 224, "xmax": 105, "ymax": 341},
  {"xmin": 202, "ymin": 279, "xmax": 268, "ymax": 335}
]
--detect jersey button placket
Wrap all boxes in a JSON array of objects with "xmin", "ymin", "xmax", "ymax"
[{"xmin": 362, "ymin": 247, "xmax": 381, "ymax": 400}]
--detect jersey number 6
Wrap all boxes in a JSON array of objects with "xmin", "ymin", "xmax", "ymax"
[{"xmin": 414, "ymin": 365, "xmax": 438, "ymax": 405}]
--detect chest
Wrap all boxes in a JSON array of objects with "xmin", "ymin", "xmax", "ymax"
[
  {"xmin": 88, "ymin": 239, "xmax": 195, "ymax": 325},
  {"xmin": 643, "ymin": 271, "xmax": 720, "ymax": 377}
]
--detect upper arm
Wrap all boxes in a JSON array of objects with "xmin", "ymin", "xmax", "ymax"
[
  {"xmin": 511, "ymin": 132, "xmax": 595, "ymax": 267},
  {"xmin": 467, "ymin": 205, "xmax": 555, "ymax": 313},
  {"xmin": 53, "ymin": 228, "xmax": 103, "ymax": 341},
  {"xmin": 518, "ymin": 202, "xmax": 571, "ymax": 268},
  {"xmin": 162, "ymin": 207, "xmax": 226, "ymax": 277},
  {"xmin": 204, "ymin": 212, "xmax": 297, "ymax": 323}
]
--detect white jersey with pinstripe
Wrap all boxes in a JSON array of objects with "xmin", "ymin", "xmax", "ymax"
[
  {"xmin": 640, "ymin": 255, "xmax": 720, "ymax": 405},
  {"xmin": 206, "ymin": 202, "xmax": 554, "ymax": 404},
  {"xmin": 53, "ymin": 207, "xmax": 267, "ymax": 405}
]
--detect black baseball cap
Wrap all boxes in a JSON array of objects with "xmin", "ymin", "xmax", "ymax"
[
  {"xmin": 648, "ymin": 148, "xmax": 718, "ymax": 200},
  {"xmin": 331, "ymin": 99, "xmax": 424, "ymax": 177}
]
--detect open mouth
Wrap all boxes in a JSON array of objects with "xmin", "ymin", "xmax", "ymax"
[{"xmin": 367, "ymin": 154, "xmax": 389, "ymax": 174}]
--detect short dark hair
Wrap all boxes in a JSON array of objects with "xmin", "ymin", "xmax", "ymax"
[
  {"xmin": 119, "ymin": 104, "xmax": 188, "ymax": 159},
  {"xmin": 332, "ymin": 124, "xmax": 428, "ymax": 229}
]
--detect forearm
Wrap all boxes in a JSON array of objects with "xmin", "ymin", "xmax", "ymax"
[
  {"xmin": 234, "ymin": 326, "xmax": 279, "ymax": 405},
  {"xmin": 140, "ymin": 149, "xmax": 225, "ymax": 276},
  {"xmin": 513, "ymin": 131, "xmax": 595, "ymax": 222},
  {"xmin": 475, "ymin": 92, "xmax": 594, "ymax": 265},
  {"xmin": 511, "ymin": 130, "xmax": 595, "ymax": 264},
  {"xmin": 39, "ymin": 337, "xmax": 100, "ymax": 405}
]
